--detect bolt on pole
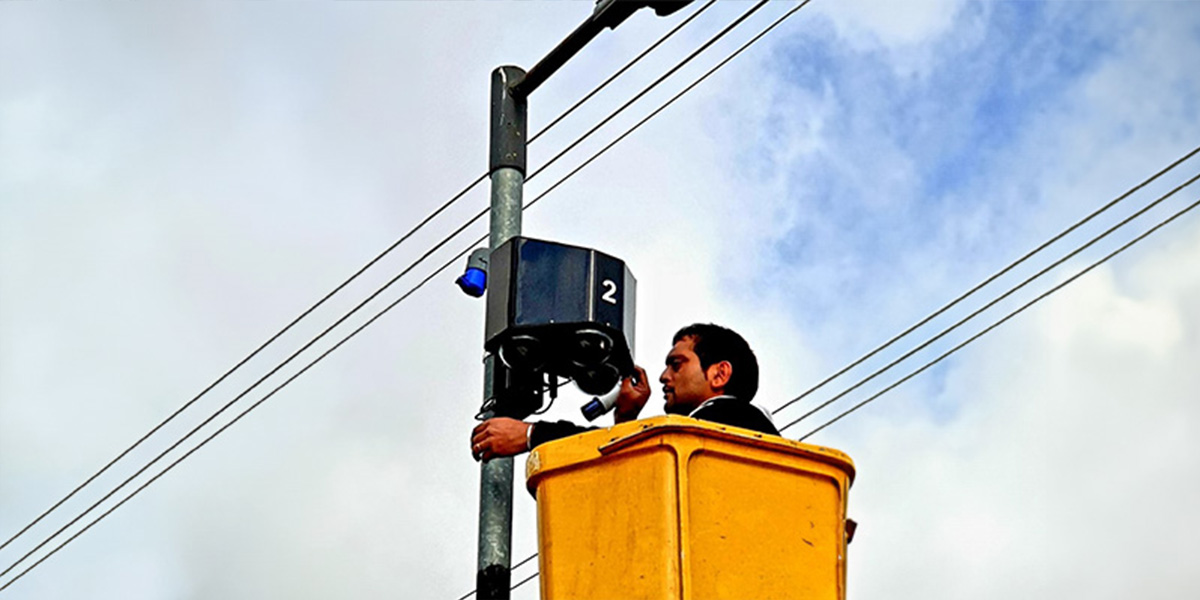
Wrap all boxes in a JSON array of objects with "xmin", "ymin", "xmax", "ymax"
[{"xmin": 477, "ymin": 65, "xmax": 527, "ymax": 600}]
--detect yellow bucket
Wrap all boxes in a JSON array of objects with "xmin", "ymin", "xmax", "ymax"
[{"xmin": 526, "ymin": 415, "xmax": 855, "ymax": 600}]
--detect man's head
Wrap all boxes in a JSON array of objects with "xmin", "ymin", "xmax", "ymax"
[{"xmin": 659, "ymin": 323, "xmax": 759, "ymax": 415}]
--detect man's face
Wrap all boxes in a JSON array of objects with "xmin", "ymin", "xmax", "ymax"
[{"xmin": 660, "ymin": 336, "xmax": 718, "ymax": 415}]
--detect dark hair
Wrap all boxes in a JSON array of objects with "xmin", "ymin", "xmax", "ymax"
[{"xmin": 672, "ymin": 323, "xmax": 759, "ymax": 402}]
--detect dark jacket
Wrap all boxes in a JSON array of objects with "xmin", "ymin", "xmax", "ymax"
[{"xmin": 529, "ymin": 396, "xmax": 780, "ymax": 449}]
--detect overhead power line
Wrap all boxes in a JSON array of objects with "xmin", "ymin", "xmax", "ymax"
[
  {"xmin": 511, "ymin": 571, "xmax": 540, "ymax": 594},
  {"xmin": 775, "ymin": 167, "xmax": 1200, "ymax": 435},
  {"xmin": 454, "ymin": 553, "xmax": 539, "ymax": 600},
  {"xmin": 527, "ymin": 0, "xmax": 717, "ymax": 145},
  {"xmin": 525, "ymin": 0, "xmax": 768, "ymax": 182},
  {"xmin": 0, "ymin": 0, "xmax": 806, "ymax": 590},
  {"xmin": 795, "ymin": 191, "xmax": 1200, "ymax": 441},
  {"xmin": 769, "ymin": 144, "xmax": 1200, "ymax": 420}
]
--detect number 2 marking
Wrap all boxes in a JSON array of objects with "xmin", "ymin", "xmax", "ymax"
[{"xmin": 601, "ymin": 279, "xmax": 618, "ymax": 304}]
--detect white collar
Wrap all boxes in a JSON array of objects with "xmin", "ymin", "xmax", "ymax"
[
  {"xmin": 687, "ymin": 395, "xmax": 735, "ymax": 417},
  {"xmin": 687, "ymin": 395, "xmax": 777, "ymax": 425}
]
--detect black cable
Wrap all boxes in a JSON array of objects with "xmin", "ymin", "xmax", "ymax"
[
  {"xmin": 0, "ymin": 0, "xmax": 715, "ymax": 556},
  {"xmin": 525, "ymin": 0, "xmax": 817, "ymax": 216},
  {"xmin": 513, "ymin": 552, "xmax": 539, "ymax": 574},
  {"xmin": 770, "ymin": 144, "xmax": 1200, "ymax": 418},
  {"xmin": 454, "ymin": 553, "xmax": 540, "ymax": 600},
  {"xmin": 796, "ymin": 193, "xmax": 1200, "ymax": 442},
  {"xmin": 0, "ymin": 0, "xmax": 817, "ymax": 588},
  {"xmin": 510, "ymin": 570, "xmax": 540, "ymax": 593},
  {"xmin": 531, "ymin": 377, "xmax": 573, "ymax": 416},
  {"xmin": 475, "ymin": 374, "xmax": 575, "ymax": 420},
  {"xmin": 527, "ymin": 0, "xmax": 717, "ymax": 145},
  {"xmin": 775, "ymin": 170, "xmax": 1200, "ymax": 434},
  {"xmin": 524, "ymin": 0, "xmax": 769, "ymax": 184}
]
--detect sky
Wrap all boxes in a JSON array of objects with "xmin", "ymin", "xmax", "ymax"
[{"xmin": 1, "ymin": 1, "xmax": 1199, "ymax": 598}]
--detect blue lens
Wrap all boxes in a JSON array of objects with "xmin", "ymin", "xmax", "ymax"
[{"xmin": 455, "ymin": 268, "xmax": 487, "ymax": 297}]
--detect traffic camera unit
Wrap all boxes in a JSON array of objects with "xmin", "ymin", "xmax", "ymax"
[{"xmin": 484, "ymin": 236, "xmax": 636, "ymax": 420}]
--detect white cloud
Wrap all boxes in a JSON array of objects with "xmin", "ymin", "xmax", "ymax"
[
  {"xmin": 845, "ymin": 216, "xmax": 1200, "ymax": 600},
  {"xmin": 817, "ymin": 0, "xmax": 966, "ymax": 47}
]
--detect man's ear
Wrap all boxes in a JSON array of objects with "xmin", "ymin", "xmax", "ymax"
[{"xmin": 707, "ymin": 361, "xmax": 733, "ymax": 390}]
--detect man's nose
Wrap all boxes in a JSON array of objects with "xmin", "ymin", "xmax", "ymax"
[{"xmin": 659, "ymin": 368, "xmax": 669, "ymax": 384}]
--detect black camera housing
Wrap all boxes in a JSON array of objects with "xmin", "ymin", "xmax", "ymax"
[{"xmin": 485, "ymin": 236, "xmax": 636, "ymax": 413}]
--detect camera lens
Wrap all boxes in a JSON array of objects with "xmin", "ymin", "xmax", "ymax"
[
  {"xmin": 571, "ymin": 329, "xmax": 613, "ymax": 368},
  {"xmin": 573, "ymin": 362, "xmax": 620, "ymax": 396},
  {"xmin": 499, "ymin": 334, "xmax": 544, "ymax": 371}
]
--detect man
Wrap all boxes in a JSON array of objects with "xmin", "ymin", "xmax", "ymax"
[{"xmin": 471, "ymin": 323, "xmax": 779, "ymax": 462}]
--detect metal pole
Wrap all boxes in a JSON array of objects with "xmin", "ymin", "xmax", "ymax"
[{"xmin": 477, "ymin": 65, "xmax": 527, "ymax": 600}]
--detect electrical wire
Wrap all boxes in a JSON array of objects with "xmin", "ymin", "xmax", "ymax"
[
  {"xmin": 527, "ymin": 0, "xmax": 816, "ymax": 215},
  {"xmin": 524, "ymin": 0, "xmax": 768, "ymax": 184},
  {"xmin": 769, "ymin": 144, "xmax": 1200, "ymax": 418},
  {"xmin": 527, "ymin": 0, "xmax": 717, "ymax": 145},
  {"xmin": 531, "ymin": 377, "xmax": 574, "ymax": 416},
  {"xmin": 795, "ymin": 192, "xmax": 1200, "ymax": 441},
  {"xmin": 0, "ymin": 2, "xmax": 796, "ymax": 579},
  {"xmin": 0, "ymin": 0, "xmax": 720, "ymax": 564},
  {"xmin": 453, "ymin": 553, "xmax": 540, "ymax": 600},
  {"xmin": 510, "ymin": 571, "xmax": 540, "ymax": 593},
  {"xmin": 775, "ymin": 169, "xmax": 1200, "ymax": 434}
]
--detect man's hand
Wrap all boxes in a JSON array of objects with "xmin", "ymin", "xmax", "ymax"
[
  {"xmin": 471, "ymin": 417, "xmax": 531, "ymax": 462},
  {"xmin": 614, "ymin": 365, "xmax": 651, "ymax": 423}
]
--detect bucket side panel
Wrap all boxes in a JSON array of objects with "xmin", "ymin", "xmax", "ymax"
[
  {"xmin": 539, "ymin": 445, "xmax": 683, "ymax": 600},
  {"xmin": 686, "ymin": 450, "xmax": 844, "ymax": 600}
]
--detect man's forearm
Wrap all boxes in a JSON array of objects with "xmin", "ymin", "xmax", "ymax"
[{"xmin": 529, "ymin": 420, "xmax": 597, "ymax": 449}]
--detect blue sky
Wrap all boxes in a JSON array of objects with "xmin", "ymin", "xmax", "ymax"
[{"xmin": 2, "ymin": 2, "xmax": 1200, "ymax": 599}]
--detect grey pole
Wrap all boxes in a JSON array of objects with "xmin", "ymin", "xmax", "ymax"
[{"xmin": 477, "ymin": 65, "xmax": 527, "ymax": 600}]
